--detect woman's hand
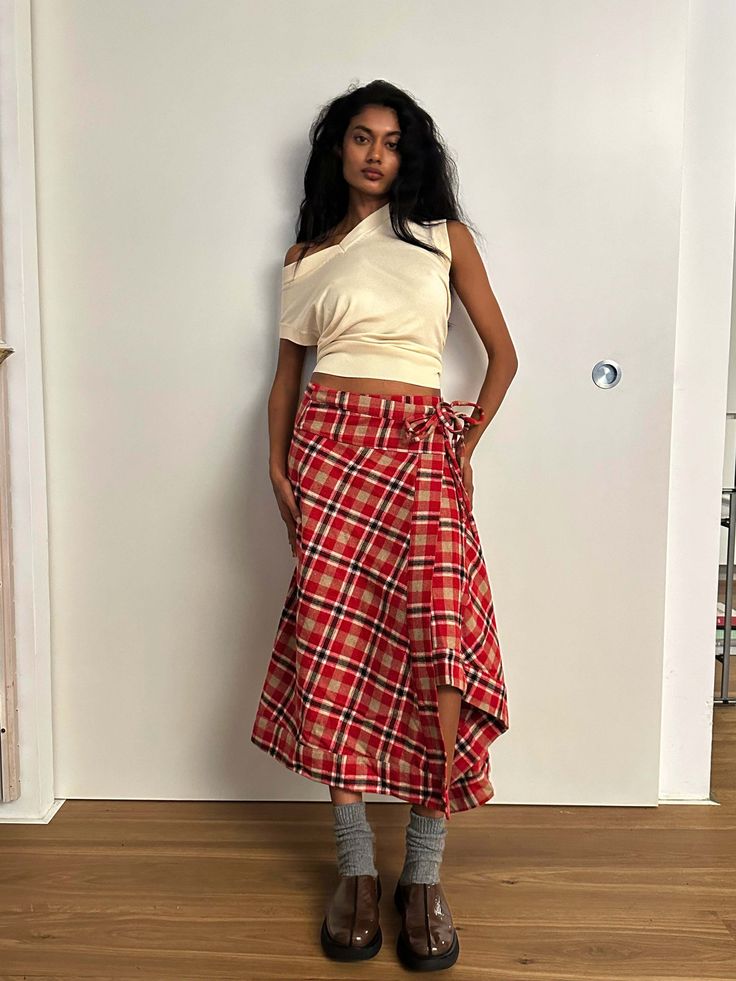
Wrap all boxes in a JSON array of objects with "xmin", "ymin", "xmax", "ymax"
[
  {"xmin": 460, "ymin": 456, "xmax": 475, "ymax": 512},
  {"xmin": 270, "ymin": 466, "xmax": 300, "ymax": 558},
  {"xmin": 458, "ymin": 436, "xmax": 476, "ymax": 512}
]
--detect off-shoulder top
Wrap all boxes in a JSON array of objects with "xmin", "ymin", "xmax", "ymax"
[{"xmin": 278, "ymin": 202, "xmax": 452, "ymax": 387}]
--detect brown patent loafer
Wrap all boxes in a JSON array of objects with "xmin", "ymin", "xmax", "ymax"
[
  {"xmin": 394, "ymin": 879, "xmax": 460, "ymax": 971},
  {"xmin": 320, "ymin": 873, "xmax": 382, "ymax": 961}
]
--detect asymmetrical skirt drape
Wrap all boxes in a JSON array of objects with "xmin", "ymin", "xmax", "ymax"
[{"xmin": 250, "ymin": 380, "xmax": 509, "ymax": 820}]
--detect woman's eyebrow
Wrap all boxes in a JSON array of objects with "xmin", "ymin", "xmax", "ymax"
[{"xmin": 353, "ymin": 124, "xmax": 401, "ymax": 137}]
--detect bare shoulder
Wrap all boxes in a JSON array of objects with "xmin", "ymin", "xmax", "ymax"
[
  {"xmin": 446, "ymin": 219, "xmax": 481, "ymax": 274},
  {"xmin": 446, "ymin": 219, "xmax": 475, "ymax": 253},
  {"xmin": 285, "ymin": 234, "xmax": 343, "ymax": 266},
  {"xmin": 284, "ymin": 243, "xmax": 304, "ymax": 266}
]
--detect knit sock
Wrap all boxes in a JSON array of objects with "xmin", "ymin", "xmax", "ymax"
[
  {"xmin": 332, "ymin": 801, "xmax": 378, "ymax": 877},
  {"xmin": 398, "ymin": 806, "xmax": 447, "ymax": 885}
]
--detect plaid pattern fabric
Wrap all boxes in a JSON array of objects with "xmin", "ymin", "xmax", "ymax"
[{"xmin": 250, "ymin": 381, "xmax": 509, "ymax": 819}]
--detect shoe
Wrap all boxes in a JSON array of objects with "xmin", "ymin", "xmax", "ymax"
[
  {"xmin": 394, "ymin": 879, "xmax": 460, "ymax": 971},
  {"xmin": 320, "ymin": 872, "xmax": 382, "ymax": 961}
]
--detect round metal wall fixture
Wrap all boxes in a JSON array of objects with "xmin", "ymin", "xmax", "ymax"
[{"xmin": 591, "ymin": 360, "xmax": 622, "ymax": 389}]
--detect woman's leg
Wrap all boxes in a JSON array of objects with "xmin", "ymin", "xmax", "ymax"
[
  {"xmin": 328, "ymin": 785, "xmax": 377, "ymax": 877},
  {"xmin": 398, "ymin": 684, "xmax": 461, "ymax": 885},
  {"xmin": 411, "ymin": 684, "xmax": 462, "ymax": 818},
  {"xmin": 330, "ymin": 786, "xmax": 363, "ymax": 805}
]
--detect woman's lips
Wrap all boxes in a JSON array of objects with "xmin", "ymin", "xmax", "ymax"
[{"xmin": 362, "ymin": 170, "xmax": 383, "ymax": 180}]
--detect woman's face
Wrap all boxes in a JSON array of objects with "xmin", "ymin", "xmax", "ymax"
[{"xmin": 339, "ymin": 104, "xmax": 401, "ymax": 199}]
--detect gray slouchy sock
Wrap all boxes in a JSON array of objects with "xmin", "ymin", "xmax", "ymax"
[
  {"xmin": 332, "ymin": 801, "xmax": 378, "ymax": 877},
  {"xmin": 399, "ymin": 806, "xmax": 447, "ymax": 885}
]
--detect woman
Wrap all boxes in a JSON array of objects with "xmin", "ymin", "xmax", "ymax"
[{"xmin": 251, "ymin": 79, "xmax": 516, "ymax": 972}]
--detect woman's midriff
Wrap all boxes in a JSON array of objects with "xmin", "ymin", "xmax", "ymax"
[{"xmin": 310, "ymin": 371, "xmax": 441, "ymax": 397}]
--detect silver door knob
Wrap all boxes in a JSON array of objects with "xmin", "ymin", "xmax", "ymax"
[{"xmin": 591, "ymin": 360, "xmax": 621, "ymax": 389}]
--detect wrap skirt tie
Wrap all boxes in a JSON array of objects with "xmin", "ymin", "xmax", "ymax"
[{"xmin": 250, "ymin": 381, "xmax": 510, "ymax": 819}]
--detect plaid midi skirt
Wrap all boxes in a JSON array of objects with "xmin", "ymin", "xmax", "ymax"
[{"xmin": 250, "ymin": 380, "xmax": 509, "ymax": 820}]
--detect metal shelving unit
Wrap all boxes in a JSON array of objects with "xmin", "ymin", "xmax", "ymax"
[{"xmin": 718, "ymin": 411, "xmax": 736, "ymax": 704}]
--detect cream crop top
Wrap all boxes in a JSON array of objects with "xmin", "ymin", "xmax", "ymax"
[{"xmin": 278, "ymin": 202, "xmax": 452, "ymax": 387}]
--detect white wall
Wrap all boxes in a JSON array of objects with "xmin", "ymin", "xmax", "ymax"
[
  {"xmin": 662, "ymin": 0, "xmax": 736, "ymax": 799},
  {"xmin": 3, "ymin": 0, "xmax": 734, "ymax": 820},
  {"xmin": 721, "ymin": 223, "xmax": 736, "ymax": 563},
  {"xmin": 0, "ymin": 0, "xmax": 58, "ymax": 824}
]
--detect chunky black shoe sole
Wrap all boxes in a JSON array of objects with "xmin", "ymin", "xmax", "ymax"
[
  {"xmin": 320, "ymin": 874, "xmax": 383, "ymax": 961},
  {"xmin": 394, "ymin": 880, "xmax": 460, "ymax": 972}
]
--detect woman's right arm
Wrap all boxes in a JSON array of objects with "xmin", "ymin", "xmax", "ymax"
[
  {"xmin": 269, "ymin": 243, "xmax": 311, "ymax": 557},
  {"xmin": 269, "ymin": 339, "xmax": 306, "ymax": 557}
]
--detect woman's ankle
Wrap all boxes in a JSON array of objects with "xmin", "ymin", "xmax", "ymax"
[
  {"xmin": 330, "ymin": 785, "xmax": 363, "ymax": 806},
  {"xmin": 411, "ymin": 803, "xmax": 445, "ymax": 819}
]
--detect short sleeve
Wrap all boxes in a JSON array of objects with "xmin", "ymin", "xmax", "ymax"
[{"xmin": 278, "ymin": 274, "xmax": 320, "ymax": 346}]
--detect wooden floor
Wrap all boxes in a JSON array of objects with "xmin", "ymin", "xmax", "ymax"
[{"xmin": 1, "ymin": 693, "xmax": 735, "ymax": 978}]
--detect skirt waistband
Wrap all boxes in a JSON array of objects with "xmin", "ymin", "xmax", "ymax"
[
  {"xmin": 304, "ymin": 380, "xmax": 485, "ymax": 430},
  {"xmin": 305, "ymin": 380, "xmax": 441, "ymax": 418},
  {"xmin": 300, "ymin": 380, "xmax": 485, "ymax": 482}
]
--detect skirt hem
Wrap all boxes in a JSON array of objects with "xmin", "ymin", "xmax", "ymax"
[{"xmin": 250, "ymin": 676, "xmax": 507, "ymax": 821}]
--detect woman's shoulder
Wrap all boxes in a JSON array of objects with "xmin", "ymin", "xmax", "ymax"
[
  {"xmin": 445, "ymin": 219, "xmax": 472, "ymax": 251},
  {"xmin": 409, "ymin": 215, "xmax": 466, "ymax": 237},
  {"xmin": 406, "ymin": 216, "xmax": 461, "ymax": 265},
  {"xmin": 284, "ymin": 243, "xmax": 303, "ymax": 266},
  {"xmin": 284, "ymin": 238, "xmax": 341, "ymax": 268}
]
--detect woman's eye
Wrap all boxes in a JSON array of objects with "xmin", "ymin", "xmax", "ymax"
[{"xmin": 353, "ymin": 134, "xmax": 399, "ymax": 150}]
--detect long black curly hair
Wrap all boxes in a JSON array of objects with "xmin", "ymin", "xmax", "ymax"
[{"xmin": 288, "ymin": 79, "xmax": 478, "ymax": 275}]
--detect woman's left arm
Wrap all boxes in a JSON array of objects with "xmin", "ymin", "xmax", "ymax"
[{"xmin": 446, "ymin": 219, "xmax": 518, "ymax": 467}]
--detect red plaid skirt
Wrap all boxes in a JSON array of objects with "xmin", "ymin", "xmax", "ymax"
[{"xmin": 250, "ymin": 381, "xmax": 509, "ymax": 819}]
